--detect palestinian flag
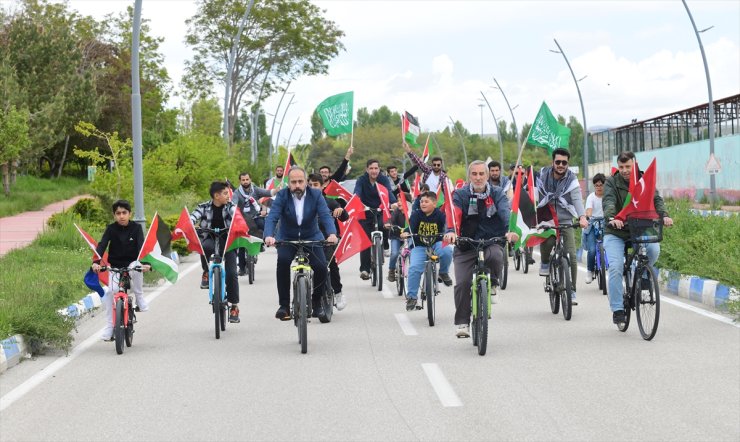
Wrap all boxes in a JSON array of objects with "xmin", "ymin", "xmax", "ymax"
[
  {"xmin": 398, "ymin": 190, "xmax": 410, "ymax": 227},
  {"xmin": 421, "ymin": 134, "xmax": 433, "ymax": 163},
  {"xmin": 260, "ymin": 179, "xmax": 275, "ymax": 205},
  {"xmin": 402, "ymin": 111, "xmax": 420, "ymax": 146},
  {"xmin": 509, "ymin": 169, "xmax": 554, "ymax": 249},
  {"xmin": 441, "ymin": 178, "xmax": 458, "ymax": 237},
  {"xmin": 171, "ymin": 207, "xmax": 205, "ymax": 255},
  {"xmin": 324, "ymin": 179, "xmax": 353, "ymax": 202},
  {"xmin": 225, "ymin": 209, "xmax": 263, "ymax": 256},
  {"xmin": 74, "ymin": 223, "xmax": 109, "ymax": 286},
  {"xmin": 138, "ymin": 213, "xmax": 178, "ymax": 284},
  {"xmin": 527, "ymin": 166, "xmax": 537, "ymax": 205},
  {"xmin": 280, "ymin": 152, "xmax": 298, "ymax": 186},
  {"xmin": 615, "ymin": 158, "xmax": 657, "ymax": 221}
]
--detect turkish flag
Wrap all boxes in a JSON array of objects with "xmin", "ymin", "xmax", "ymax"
[
  {"xmin": 615, "ymin": 158, "xmax": 657, "ymax": 221},
  {"xmin": 376, "ymin": 183, "xmax": 391, "ymax": 223},
  {"xmin": 334, "ymin": 217, "xmax": 372, "ymax": 265},
  {"xmin": 324, "ymin": 179, "xmax": 353, "ymax": 202},
  {"xmin": 171, "ymin": 207, "xmax": 205, "ymax": 255}
]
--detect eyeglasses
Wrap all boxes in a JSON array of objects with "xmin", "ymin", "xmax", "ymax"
[
  {"xmin": 594, "ymin": 183, "xmax": 604, "ymax": 187},
  {"xmin": 554, "ymin": 160, "xmax": 568, "ymax": 166},
  {"xmin": 432, "ymin": 163, "xmax": 442, "ymax": 167}
]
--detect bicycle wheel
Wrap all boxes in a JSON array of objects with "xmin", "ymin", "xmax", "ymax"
[
  {"xmin": 514, "ymin": 249, "xmax": 521, "ymax": 271},
  {"xmin": 370, "ymin": 244, "xmax": 377, "ymax": 287},
  {"xmin": 319, "ymin": 283, "xmax": 334, "ymax": 324},
  {"xmin": 500, "ymin": 249, "xmax": 508, "ymax": 290},
  {"xmin": 212, "ymin": 267, "xmax": 221, "ymax": 339},
  {"xmin": 376, "ymin": 238, "xmax": 384, "ymax": 292},
  {"xmin": 297, "ymin": 276, "xmax": 309, "ymax": 354},
  {"xmin": 523, "ymin": 248, "xmax": 530, "ymax": 274},
  {"xmin": 635, "ymin": 266, "xmax": 660, "ymax": 341},
  {"xmin": 426, "ymin": 263, "xmax": 435, "ymax": 327},
  {"xmin": 618, "ymin": 269, "xmax": 632, "ymax": 332},
  {"xmin": 560, "ymin": 257, "xmax": 572, "ymax": 321},
  {"xmin": 598, "ymin": 244, "xmax": 607, "ymax": 295},
  {"xmin": 477, "ymin": 278, "xmax": 489, "ymax": 356},
  {"xmin": 548, "ymin": 264, "xmax": 560, "ymax": 314},
  {"xmin": 125, "ymin": 302, "xmax": 134, "ymax": 347},
  {"xmin": 471, "ymin": 278, "xmax": 479, "ymax": 346},
  {"xmin": 395, "ymin": 256, "xmax": 405, "ymax": 297},
  {"xmin": 114, "ymin": 298, "xmax": 125, "ymax": 355},
  {"xmin": 248, "ymin": 257, "xmax": 255, "ymax": 285}
]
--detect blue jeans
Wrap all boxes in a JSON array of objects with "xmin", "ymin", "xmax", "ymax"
[
  {"xmin": 604, "ymin": 234, "xmax": 660, "ymax": 312},
  {"xmin": 388, "ymin": 238, "xmax": 402, "ymax": 270},
  {"xmin": 582, "ymin": 229, "xmax": 597, "ymax": 272},
  {"xmin": 406, "ymin": 242, "xmax": 452, "ymax": 299}
]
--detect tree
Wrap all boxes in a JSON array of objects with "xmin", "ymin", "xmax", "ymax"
[
  {"xmin": 497, "ymin": 120, "xmax": 509, "ymax": 141},
  {"xmin": 0, "ymin": 105, "xmax": 30, "ymax": 195},
  {"xmin": 73, "ymin": 121, "xmax": 132, "ymax": 198},
  {"xmin": 190, "ymin": 97, "xmax": 222, "ymax": 137},
  {"xmin": 183, "ymin": 0, "xmax": 345, "ymax": 146}
]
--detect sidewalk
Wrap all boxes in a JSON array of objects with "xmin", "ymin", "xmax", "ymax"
[{"xmin": 0, "ymin": 195, "xmax": 91, "ymax": 257}]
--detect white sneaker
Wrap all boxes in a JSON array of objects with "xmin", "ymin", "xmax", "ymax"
[
  {"xmin": 135, "ymin": 296, "xmax": 149, "ymax": 312},
  {"xmin": 585, "ymin": 273, "xmax": 593, "ymax": 284},
  {"xmin": 100, "ymin": 325, "xmax": 113, "ymax": 341},
  {"xmin": 384, "ymin": 249, "xmax": 390, "ymax": 257},
  {"xmin": 335, "ymin": 292, "xmax": 347, "ymax": 311},
  {"xmin": 571, "ymin": 292, "xmax": 578, "ymax": 306},
  {"xmin": 455, "ymin": 324, "xmax": 470, "ymax": 338}
]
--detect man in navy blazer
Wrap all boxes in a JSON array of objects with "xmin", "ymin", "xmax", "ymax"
[{"xmin": 264, "ymin": 167, "xmax": 338, "ymax": 320}]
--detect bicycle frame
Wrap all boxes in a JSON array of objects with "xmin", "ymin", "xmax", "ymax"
[
  {"xmin": 107, "ymin": 267, "xmax": 135, "ymax": 330},
  {"xmin": 471, "ymin": 248, "xmax": 493, "ymax": 320}
]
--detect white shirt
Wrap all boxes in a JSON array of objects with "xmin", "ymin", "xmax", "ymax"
[
  {"xmin": 425, "ymin": 173, "xmax": 441, "ymax": 193},
  {"xmin": 292, "ymin": 192, "xmax": 305, "ymax": 226},
  {"xmin": 586, "ymin": 192, "xmax": 603, "ymax": 218}
]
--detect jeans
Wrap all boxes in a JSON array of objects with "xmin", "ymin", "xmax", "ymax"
[
  {"xmin": 406, "ymin": 242, "xmax": 452, "ymax": 299},
  {"xmin": 388, "ymin": 238, "xmax": 402, "ymax": 270},
  {"xmin": 582, "ymin": 228, "xmax": 597, "ymax": 272},
  {"xmin": 540, "ymin": 226, "xmax": 578, "ymax": 288},
  {"xmin": 200, "ymin": 236, "xmax": 239, "ymax": 304},
  {"xmin": 604, "ymin": 234, "xmax": 660, "ymax": 312}
]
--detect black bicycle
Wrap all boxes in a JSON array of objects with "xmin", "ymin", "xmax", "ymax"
[
  {"xmin": 101, "ymin": 265, "xmax": 142, "ymax": 355},
  {"xmin": 543, "ymin": 224, "xmax": 578, "ymax": 321},
  {"xmin": 616, "ymin": 213, "xmax": 663, "ymax": 340},
  {"xmin": 366, "ymin": 207, "xmax": 384, "ymax": 291},
  {"xmin": 456, "ymin": 236, "xmax": 507, "ymax": 356},
  {"xmin": 275, "ymin": 239, "xmax": 332, "ymax": 354},
  {"xmin": 500, "ymin": 242, "xmax": 509, "ymax": 290},
  {"xmin": 241, "ymin": 214, "xmax": 265, "ymax": 285}
]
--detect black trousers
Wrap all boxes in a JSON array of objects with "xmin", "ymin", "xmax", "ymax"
[
  {"xmin": 200, "ymin": 236, "xmax": 239, "ymax": 304},
  {"xmin": 276, "ymin": 244, "xmax": 328, "ymax": 309},
  {"xmin": 238, "ymin": 216, "xmax": 264, "ymax": 270},
  {"xmin": 324, "ymin": 244, "xmax": 342, "ymax": 294},
  {"xmin": 359, "ymin": 211, "xmax": 383, "ymax": 273}
]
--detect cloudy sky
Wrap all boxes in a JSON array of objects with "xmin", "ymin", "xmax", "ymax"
[{"xmin": 57, "ymin": 0, "xmax": 740, "ymax": 146}]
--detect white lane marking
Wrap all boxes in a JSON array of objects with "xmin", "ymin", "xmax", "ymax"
[
  {"xmin": 0, "ymin": 262, "xmax": 201, "ymax": 412},
  {"xmin": 422, "ymin": 363, "xmax": 463, "ymax": 407},
  {"xmin": 394, "ymin": 313, "xmax": 418, "ymax": 336},
  {"xmin": 533, "ymin": 251, "xmax": 738, "ymax": 327},
  {"xmin": 381, "ymin": 287, "xmax": 394, "ymax": 298}
]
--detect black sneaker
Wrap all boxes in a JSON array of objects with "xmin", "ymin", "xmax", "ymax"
[
  {"xmin": 439, "ymin": 273, "xmax": 453, "ymax": 286},
  {"xmin": 312, "ymin": 301, "xmax": 325, "ymax": 318},
  {"xmin": 229, "ymin": 305, "xmax": 240, "ymax": 323},
  {"xmin": 275, "ymin": 306, "xmax": 291, "ymax": 321},
  {"xmin": 238, "ymin": 268, "xmax": 246, "ymax": 276},
  {"xmin": 613, "ymin": 310, "xmax": 626, "ymax": 324},
  {"xmin": 360, "ymin": 271, "xmax": 370, "ymax": 280},
  {"xmin": 200, "ymin": 271, "xmax": 209, "ymax": 289},
  {"xmin": 406, "ymin": 298, "xmax": 417, "ymax": 311}
]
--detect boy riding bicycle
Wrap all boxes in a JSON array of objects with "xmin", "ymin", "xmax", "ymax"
[{"xmin": 91, "ymin": 200, "xmax": 150, "ymax": 341}]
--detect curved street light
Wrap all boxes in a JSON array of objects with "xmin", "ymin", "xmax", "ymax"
[
  {"xmin": 551, "ymin": 38, "xmax": 590, "ymax": 186},
  {"xmin": 492, "ymin": 77, "xmax": 520, "ymax": 147},
  {"xmin": 448, "ymin": 116, "xmax": 468, "ymax": 167},
  {"xmin": 268, "ymin": 82, "xmax": 292, "ymax": 170},
  {"xmin": 479, "ymin": 92, "xmax": 505, "ymax": 165}
]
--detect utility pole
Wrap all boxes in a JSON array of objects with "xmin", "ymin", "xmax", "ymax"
[{"xmin": 131, "ymin": 0, "xmax": 145, "ymax": 228}]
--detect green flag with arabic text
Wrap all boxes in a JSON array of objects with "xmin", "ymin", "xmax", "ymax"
[
  {"xmin": 316, "ymin": 91, "xmax": 354, "ymax": 136},
  {"xmin": 526, "ymin": 101, "xmax": 571, "ymax": 154}
]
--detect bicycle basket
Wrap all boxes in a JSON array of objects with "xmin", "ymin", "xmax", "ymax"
[{"xmin": 626, "ymin": 212, "xmax": 662, "ymax": 243}]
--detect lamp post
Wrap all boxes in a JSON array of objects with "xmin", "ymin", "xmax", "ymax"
[
  {"xmin": 274, "ymin": 94, "xmax": 296, "ymax": 159},
  {"xmin": 223, "ymin": 0, "xmax": 256, "ymax": 150},
  {"xmin": 551, "ymin": 38, "xmax": 589, "ymax": 187},
  {"xmin": 492, "ymin": 77, "xmax": 520, "ymax": 148},
  {"xmin": 286, "ymin": 116, "xmax": 301, "ymax": 151},
  {"xmin": 682, "ymin": 0, "xmax": 717, "ymax": 203},
  {"xmin": 268, "ymin": 87, "xmax": 292, "ymax": 171},
  {"xmin": 477, "ymin": 103, "xmax": 485, "ymax": 137},
  {"xmin": 131, "ymin": 0, "xmax": 145, "ymax": 228},
  {"xmin": 448, "ymin": 116, "xmax": 468, "ymax": 167},
  {"xmin": 479, "ymin": 92, "xmax": 505, "ymax": 165}
]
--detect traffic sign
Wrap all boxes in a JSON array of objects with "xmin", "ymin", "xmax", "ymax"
[{"xmin": 705, "ymin": 153, "xmax": 721, "ymax": 175}]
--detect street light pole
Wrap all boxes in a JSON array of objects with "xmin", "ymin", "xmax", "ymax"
[
  {"xmin": 492, "ymin": 77, "xmax": 520, "ymax": 148},
  {"xmin": 682, "ymin": 0, "xmax": 716, "ymax": 203},
  {"xmin": 480, "ymin": 92, "xmax": 505, "ymax": 165},
  {"xmin": 448, "ymin": 116, "xmax": 468, "ymax": 167},
  {"xmin": 268, "ymin": 82, "xmax": 291, "ymax": 172},
  {"xmin": 131, "ymin": 0, "xmax": 145, "ymax": 228},
  {"xmin": 552, "ymin": 38, "xmax": 589, "ymax": 187},
  {"xmin": 286, "ymin": 116, "xmax": 300, "ymax": 151},
  {"xmin": 477, "ymin": 103, "xmax": 484, "ymax": 137},
  {"xmin": 274, "ymin": 94, "xmax": 295, "ymax": 159},
  {"xmin": 222, "ymin": 0, "xmax": 256, "ymax": 151}
]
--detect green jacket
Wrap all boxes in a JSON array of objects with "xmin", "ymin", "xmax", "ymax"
[{"xmin": 602, "ymin": 171, "xmax": 668, "ymax": 240}]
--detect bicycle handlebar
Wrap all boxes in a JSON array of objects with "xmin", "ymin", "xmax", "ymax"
[
  {"xmin": 455, "ymin": 236, "xmax": 508, "ymax": 248},
  {"xmin": 99, "ymin": 265, "xmax": 143, "ymax": 273},
  {"xmin": 196, "ymin": 227, "xmax": 229, "ymax": 237},
  {"xmin": 272, "ymin": 239, "xmax": 332, "ymax": 248}
]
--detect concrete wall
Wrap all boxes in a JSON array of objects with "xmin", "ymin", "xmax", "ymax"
[{"xmin": 587, "ymin": 134, "xmax": 740, "ymax": 202}]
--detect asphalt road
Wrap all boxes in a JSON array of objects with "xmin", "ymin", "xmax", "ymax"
[{"xmin": 1, "ymin": 248, "xmax": 738, "ymax": 441}]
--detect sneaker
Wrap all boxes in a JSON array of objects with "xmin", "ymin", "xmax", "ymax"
[
  {"xmin": 335, "ymin": 292, "xmax": 347, "ymax": 311},
  {"xmin": 100, "ymin": 325, "xmax": 113, "ymax": 341},
  {"xmin": 238, "ymin": 268, "xmax": 246, "ymax": 276},
  {"xmin": 312, "ymin": 300, "xmax": 325, "ymax": 318},
  {"xmin": 200, "ymin": 271, "xmax": 209, "ymax": 289},
  {"xmin": 613, "ymin": 310, "xmax": 626, "ymax": 324},
  {"xmin": 360, "ymin": 271, "xmax": 370, "ymax": 280},
  {"xmin": 571, "ymin": 292, "xmax": 578, "ymax": 306},
  {"xmin": 585, "ymin": 272, "xmax": 593, "ymax": 284},
  {"xmin": 527, "ymin": 257, "xmax": 536, "ymax": 265},
  {"xmin": 135, "ymin": 296, "xmax": 149, "ymax": 312},
  {"xmin": 229, "ymin": 305, "xmax": 240, "ymax": 323},
  {"xmin": 539, "ymin": 263, "xmax": 550, "ymax": 276},
  {"xmin": 384, "ymin": 249, "xmax": 390, "ymax": 257},
  {"xmin": 406, "ymin": 298, "xmax": 417, "ymax": 311},
  {"xmin": 439, "ymin": 273, "xmax": 453, "ymax": 286},
  {"xmin": 275, "ymin": 306, "xmax": 291, "ymax": 321},
  {"xmin": 455, "ymin": 324, "xmax": 470, "ymax": 338},
  {"xmin": 388, "ymin": 269, "xmax": 396, "ymax": 282}
]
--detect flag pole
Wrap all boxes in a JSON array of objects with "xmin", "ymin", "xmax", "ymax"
[{"xmin": 514, "ymin": 124, "xmax": 533, "ymax": 173}]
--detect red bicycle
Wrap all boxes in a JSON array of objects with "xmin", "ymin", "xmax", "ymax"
[{"xmin": 101, "ymin": 265, "xmax": 143, "ymax": 354}]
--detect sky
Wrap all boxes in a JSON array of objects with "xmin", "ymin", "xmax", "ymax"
[{"xmin": 38, "ymin": 0, "xmax": 740, "ymax": 147}]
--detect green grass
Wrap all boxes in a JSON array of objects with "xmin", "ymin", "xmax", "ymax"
[{"xmin": 0, "ymin": 176, "xmax": 90, "ymax": 217}]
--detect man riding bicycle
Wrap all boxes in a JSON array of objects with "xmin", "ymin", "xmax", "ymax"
[
  {"xmin": 603, "ymin": 151, "xmax": 673, "ymax": 325},
  {"xmin": 264, "ymin": 167, "xmax": 338, "ymax": 320},
  {"xmin": 445, "ymin": 160, "xmax": 518, "ymax": 338}
]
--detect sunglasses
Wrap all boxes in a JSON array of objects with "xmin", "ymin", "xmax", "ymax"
[
  {"xmin": 432, "ymin": 163, "xmax": 442, "ymax": 167},
  {"xmin": 554, "ymin": 160, "xmax": 569, "ymax": 166}
]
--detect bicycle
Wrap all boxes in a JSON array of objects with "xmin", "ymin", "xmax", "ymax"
[
  {"xmin": 275, "ymin": 239, "xmax": 332, "ymax": 354},
  {"xmin": 410, "ymin": 234, "xmax": 444, "ymax": 326},
  {"xmin": 197, "ymin": 228, "xmax": 229, "ymax": 339},
  {"xmin": 365, "ymin": 207, "xmax": 385, "ymax": 291},
  {"xmin": 542, "ymin": 224, "xmax": 578, "ymax": 321},
  {"xmin": 591, "ymin": 217, "xmax": 608, "ymax": 295},
  {"xmin": 456, "ymin": 236, "xmax": 507, "ymax": 356},
  {"xmin": 241, "ymin": 214, "xmax": 265, "ymax": 285},
  {"xmin": 101, "ymin": 265, "xmax": 142, "ymax": 355},
  {"xmin": 500, "ymin": 242, "xmax": 509, "ymax": 290},
  {"xmin": 387, "ymin": 225, "xmax": 409, "ymax": 297},
  {"xmin": 513, "ymin": 245, "xmax": 533, "ymax": 274},
  {"xmin": 616, "ymin": 213, "xmax": 663, "ymax": 340}
]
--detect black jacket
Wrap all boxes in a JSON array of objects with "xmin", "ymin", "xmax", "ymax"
[{"xmin": 95, "ymin": 221, "xmax": 144, "ymax": 267}]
